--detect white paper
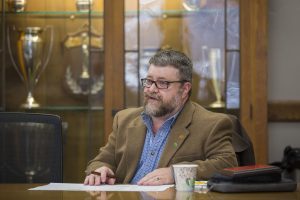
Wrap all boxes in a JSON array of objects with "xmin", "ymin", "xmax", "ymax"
[{"xmin": 29, "ymin": 183, "xmax": 174, "ymax": 192}]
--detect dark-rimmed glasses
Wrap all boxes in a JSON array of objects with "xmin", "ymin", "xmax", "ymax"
[{"xmin": 141, "ymin": 78, "xmax": 187, "ymax": 89}]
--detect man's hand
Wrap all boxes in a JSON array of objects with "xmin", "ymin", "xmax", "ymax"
[
  {"xmin": 137, "ymin": 167, "xmax": 174, "ymax": 186},
  {"xmin": 84, "ymin": 166, "xmax": 116, "ymax": 185}
]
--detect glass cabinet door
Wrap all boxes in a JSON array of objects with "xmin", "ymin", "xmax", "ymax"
[
  {"xmin": 4, "ymin": 0, "xmax": 104, "ymax": 182},
  {"xmin": 125, "ymin": 0, "xmax": 240, "ymax": 114}
]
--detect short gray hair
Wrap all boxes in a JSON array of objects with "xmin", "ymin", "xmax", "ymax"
[{"xmin": 149, "ymin": 49, "xmax": 193, "ymax": 83}]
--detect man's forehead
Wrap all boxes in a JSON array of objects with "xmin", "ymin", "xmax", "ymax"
[
  {"xmin": 148, "ymin": 64, "xmax": 178, "ymax": 71},
  {"xmin": 147, "ymin": 65, "xmax": 180, "ymax": 78}
]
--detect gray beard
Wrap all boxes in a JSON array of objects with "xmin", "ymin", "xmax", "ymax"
[
  {"xmin": 143, "ymin": 94, "xmax": 182, "ymax": 117},
  {"xmin": 144, "ymin": 102, "xmax": 174, "ymax": 117},
  {"xmin": 143, "ymin": 87, "xmax": 184, "ymax": 118}
]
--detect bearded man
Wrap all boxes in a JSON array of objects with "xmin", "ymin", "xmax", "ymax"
[{"xmin": 84, "ymin": 49, "xmax": 237, "ymax": 185}]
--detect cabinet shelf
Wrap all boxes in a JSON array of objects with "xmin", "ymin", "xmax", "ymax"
[
  {"xmin": 5, "ymin": 11, "xmax": 103, "ymax": 18},
  {"xmin": 5, "ymin": 8, "xmax": 230, "ymax": 19},
  {"xmin": 22, "ymin": 106, "xmax": 104, "ymax": 112}
]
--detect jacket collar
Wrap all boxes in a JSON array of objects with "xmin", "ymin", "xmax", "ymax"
[
  {"xmin": 123, "ymin": 113, "xmax": 146, "ymax": 183},
  {"xmin": 158, "ymin": 101, "xmax": 195, "ymax": 167}
]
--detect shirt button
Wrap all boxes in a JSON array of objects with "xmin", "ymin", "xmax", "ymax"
[{"xmin": 151, "ymin": 151, "xmax": 155, "ymax": 156}]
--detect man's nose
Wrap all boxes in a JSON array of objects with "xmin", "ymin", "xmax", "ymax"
[{"xmin": 148, "ymin": 82, "xmax": 159, "ymax": 92}]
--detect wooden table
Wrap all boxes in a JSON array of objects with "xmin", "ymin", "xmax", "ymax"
[{"xmin": 0, "ymin": 184, "xmax": 299, "ymax": 200}]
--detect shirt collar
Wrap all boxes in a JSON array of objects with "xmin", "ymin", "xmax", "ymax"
[{"xmin": 141, "ymin": 107, "xmax": 183, "ymax": 128}]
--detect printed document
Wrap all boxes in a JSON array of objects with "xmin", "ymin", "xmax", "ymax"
[{"xmin": 29, "ymin": 183, "xmax": 174, "ymax": 192}]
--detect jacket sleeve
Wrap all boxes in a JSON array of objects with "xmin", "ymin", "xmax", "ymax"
[
  {"xmin": 171, "ymin": 116, "xmax": 238, "ymax": 180},
  {"xmin": 197, "ymin": 116, "xmax": 238, "ymax": 179},
  {"xmin": 85, "ymin": 113, "xmax": 120, "ymax": 175}
]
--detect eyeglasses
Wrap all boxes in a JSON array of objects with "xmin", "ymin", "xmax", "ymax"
[{"xmin": 141, "ymin": 78, "xmax": 187, "ymax": 89}]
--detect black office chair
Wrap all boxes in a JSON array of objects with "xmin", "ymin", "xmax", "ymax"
[
  {"xmin": 228, "ymin": 114, "xmax": 256, "ymax": 166},
  {"xmin": 0, "ymin": 112, "xmax": 63, "ymax": 183}
]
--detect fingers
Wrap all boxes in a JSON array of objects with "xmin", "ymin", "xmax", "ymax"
[
  {"xmin": 84, "ymin": 173, "xmax": 101, "ymax": 185},
  {"xmin": 138, "ymin": 175, "xmax": 162, "ymax": 186},
  {"xmin": 100, "ymin": 171, "xmax": 107, "ymax": 183},
  {"xmin": 137, "ymin": 171, "xmax": 163, "ymax": 186},
  {"xmin": 99, "ymin": 168, "xmax": 115, "ymax": 184},
  {"xmin": 107, "ymin": 177, "xmax": 116, "ymax": 185},
  {"xmin": 138, "ymin": 167, "xmax": 174, "ymax": 186},
  {"xmin": 84, "ymin": 175, "xmax": 92, "ymax": 185},
  {"xmin": 107, "ymin": 168, "xmax": 115, "ymax": 177},
  {"xmin": 83, "ymin": 166, "xmax": 115, "ymax": 185},
  {"xmin": 95, "ymin": 174, "xmax": 102, "ymax": 185},
  {"xmin": 84, "ymin": 176, "xmax": 89, "ymax": 185}
]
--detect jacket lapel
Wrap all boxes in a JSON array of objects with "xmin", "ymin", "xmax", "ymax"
[
  {"xmin": 158, "ymin": 101, "xmax": 194, "ymax": 167},
  {"xmin": 124, "ymin": 117, "xmax": 146, "ymax": 183}
]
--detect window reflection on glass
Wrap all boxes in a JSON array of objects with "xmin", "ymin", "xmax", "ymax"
[
  {"xmin": 125, "ymin": 52, "xmax": 139, "ymax": 107},
  {"xmin": 227, "ymin": 0, "xmax": 239, "ymax": 50},
  {"xmin": 183, "ymin": 0, "xmax": 225, "ymax": 107},
  {"xmin": 125, "ymin": 6, "xmax": 138, "ymax": 51},
  {"xmin": 226, "ymin": 51, "xmax": 240, "ymax": 109},
  {"xmin": 124, "ymin": 0, "xmax": 240, "ymax": 110}
]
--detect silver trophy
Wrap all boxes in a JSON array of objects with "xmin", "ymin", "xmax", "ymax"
[
  {"xmin": 7, "ymin": 26, "xmax": 53, "ymax": 108},
  {"xmin": 76, "ymin": 0, "xmax": 94, "ymax": 12},
  {"xmin": 6, "ymin": 0, "xmax": 26, "ymax": 12}
]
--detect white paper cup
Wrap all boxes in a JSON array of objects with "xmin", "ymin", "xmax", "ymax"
[{"xmin": 172, "ymin": 164, "xmax": 198, "ymax": 191}]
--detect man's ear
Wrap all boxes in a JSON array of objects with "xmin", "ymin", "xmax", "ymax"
[{"xmin": 182, "ymin": 82, "xmax": 192, "ymax": 97}]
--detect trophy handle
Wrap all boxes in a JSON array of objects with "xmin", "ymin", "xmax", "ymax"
[
  {"xmin": 7, "ymin": 26, "xmax": 26, "ymax": 82},
  {"xmin": 36, "ymin": 25, "xmax": 54, "ymax": 81}
]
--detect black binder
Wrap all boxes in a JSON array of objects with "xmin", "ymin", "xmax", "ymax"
[{"xmin": 207, "ymin": 165, "xmax": 297, "ymax": 192}]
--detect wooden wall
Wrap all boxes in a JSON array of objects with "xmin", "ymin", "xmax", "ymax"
[{"xmin": 240, "ymin": 0, "xmax": 268, "ymax": 164}]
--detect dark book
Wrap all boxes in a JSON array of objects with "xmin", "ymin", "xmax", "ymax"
[
  {"xmin": 210, "ymin": 164, "xmax": 282, "ymax": 183},
  {"xmin": 222, "ymin": 164, "xmax": 281, "ymax": 176}
]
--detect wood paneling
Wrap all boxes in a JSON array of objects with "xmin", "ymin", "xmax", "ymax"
[
  {"xmin": 104, "ymin": 0, "xmax": 125, "ymax": 141},
  {"xmin": 240, "ymin": 0, "xmax": 268, "ymax": 164},
  {"xmin": 268, "ymin": 101, "xmax": 300, "ymax": 122},
  {"xmin": 58, "ymin": 111, "xmax": 104, "ymax": 182}
]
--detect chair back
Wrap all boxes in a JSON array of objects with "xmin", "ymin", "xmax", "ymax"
[
  {"xmin": 228, "ymin": 114, "xmax": 256, "ymax": 166},
  {"xmin": 0, "ymin": 112, "xmax": 63, "ymax": 183}
]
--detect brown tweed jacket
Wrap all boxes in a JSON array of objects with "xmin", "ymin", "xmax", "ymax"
[{"xmin": 85, "ymin": 101, "xmax": 238, "ymax": 183}]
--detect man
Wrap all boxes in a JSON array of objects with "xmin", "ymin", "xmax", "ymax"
[{"xmin": 84, "ymin": 49, "xmax": 238, "ymax": 186}]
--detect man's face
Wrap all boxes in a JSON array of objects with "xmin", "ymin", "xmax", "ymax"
[{"xmin": 143, "ymin": 65, "xmax": 191, "ymax": 118}]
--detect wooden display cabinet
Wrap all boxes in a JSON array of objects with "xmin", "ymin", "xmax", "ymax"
[{"xmin": 1, "ymin": 0, "xmax": 106, "ymax": 182}]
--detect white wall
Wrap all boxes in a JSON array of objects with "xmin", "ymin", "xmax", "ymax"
[{"xmin": 268, "ymin": 0, "xmax": 300, "ymax": 163}]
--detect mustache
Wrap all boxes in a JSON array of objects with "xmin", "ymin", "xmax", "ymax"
[{"xmin": 144, "ymin": 93, "xmax": 161, "ymax": 100}]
